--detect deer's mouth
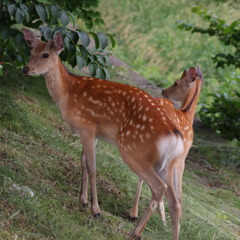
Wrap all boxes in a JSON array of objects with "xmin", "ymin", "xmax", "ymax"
[
  {"xmin": 162, "ymin": 90, "xmax": 169, "ymax": 99},
  {"xmin": 22, "ymin": 66, "xmax": 47, "ymax": 76}
]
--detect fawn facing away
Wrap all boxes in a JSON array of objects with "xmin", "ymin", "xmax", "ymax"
[
  {"xmin": 129, "ymin": 67, "xmax": 204, "ymax": 226},
  {"xmin": 22, "ymin": 29, "xmax": 204, "ymax": 240}
]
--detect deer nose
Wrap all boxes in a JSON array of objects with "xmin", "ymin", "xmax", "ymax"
[
  {"xmin": 162, "ymin": 89, "xmax": 168, "ymax": 98},
  {"xmin": 22, "ymin": 66, "xmax": 29, "ymax": 74}
]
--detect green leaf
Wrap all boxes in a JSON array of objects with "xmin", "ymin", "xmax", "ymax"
[
  {"xmin": 68, "ymin": 11, "xmax": 76, "ymax": 27},
  {"xmin": 86, "ymin": 22, "xmax": 93, "ymax": 30},
  {"xmin": 20, "ymin": 3, "xmax": 28, "ymax": 11},
  {"xmin": 44, "ymin": 28, "xmax": 53, "ymax": 40},
  {"xmin": 104, "ymin": 55, "xmax": 111, "ymax": 66},
  {"xmin": 66, "ymin": 31, "xmax": 78, "ymax": 43},
  {"xmin": 95, "ymin": 67, "xmax": 106, "ymax": 79},
  {"xmin": 64, "ymin": 36, "xmax": 71, "ymax": 48},
  {"xmin": 60, "ymin": 10, "xmax": 69, "ymax": 26},
  {"xmin": 103, "ymin": 67, "xmax": 110, "ymax": 80},
  {"xmin": 77, "ymin": 31, "xmax": 90, "ymax": 48},
  {"xmin": 91, "ymin": 11, "xmax": 100, "ymax": 18},
  {"xmin": 51, "ymin": 5, "xmax": 61, "ymax": 19},
  {"xmin": 95, "ymin": 18, "xmax": 105, "ymax": 25},
  {"xmin": 88, "ymin": 63, "xmax": 97, "ymax": 76},
  {"xmin": 230, "ymin": 19, "xmax": 240, "ymax": 29},
  {"xmin": 15, "ymin": 33, "xmax": 24, "ymax": 47},
  {"xmin": 96, "ymin": 55, "xmax": 105, "ymax": 65},
  {"xmin": 98, "ymin": 33, "xmax": 108, "ymax": 50},
  {"xmin": 79, "ymin": 45, "xmax": 89, "ymax": 58},
  {"xmin": 90, "ymin": 32, "xmax": 100, "ymax": 49},
  {"xmin": 76, "ymin": 55, "xmax": 86, "ymax": 70},
  {"xmin": 106, "ymin": 33, "xmax": 116, "ymax": 49},
  {"xmin": 35, "ymin": 5, "xmax": 47, "ymax": 22},
  {"xmin": 8, "ymin": 4, "xmax": 17, "ymax": 16},
  {"xmin": 15, "ymin": 8, "xmax": 24, "ymax": 23},
  {"xmin": 23, "ymin": 8, "xmax": 30, "ymax": 23}
]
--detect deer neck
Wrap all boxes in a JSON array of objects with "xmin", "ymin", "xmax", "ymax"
[
  {"xmin": 180, "ymin": 80, "xmax": 201, "ymax": 125},
  {"xmin": 44, "ymin": 57, "xmax": 69, "ymax": 109}
]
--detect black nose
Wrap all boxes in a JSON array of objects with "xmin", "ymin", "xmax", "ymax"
[{"xmin": 22, "ymin": 66, "xmax": 29, "ymax": 74}]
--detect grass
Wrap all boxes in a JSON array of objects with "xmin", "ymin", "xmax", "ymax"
[{"xmin": 0, "ymin": 64, "xmax": 240, "ymax": 240}]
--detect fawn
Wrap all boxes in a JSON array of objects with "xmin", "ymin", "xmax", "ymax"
[
  {"xmin": 129, "ymin": 67, "xmax": 204, "ymax": 226},
  {"xmin": 22, "ymin": 28, "xmax": 204, "ymax": 240}
]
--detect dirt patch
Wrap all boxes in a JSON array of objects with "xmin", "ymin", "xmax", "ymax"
[
  {"xmin": 0, "ymin": 146, "xmax": 7, "ymax": 160},
  {"xmin": 97, "ymin": 175, "xmax": 121, "ymax": 196}
]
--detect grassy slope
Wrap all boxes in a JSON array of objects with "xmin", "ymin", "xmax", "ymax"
[{"xmin": 0, "ymin": 65, "xmax": 240, "ymax": 240}]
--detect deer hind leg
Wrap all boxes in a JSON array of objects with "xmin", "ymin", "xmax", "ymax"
[
  {"xmin": 164, "ymin": 160, "xmax": 182, "ymax": 240},
  {"xmin": 132, "ymin": 170, "xmax": 167, "ymax": 238},
  {"xmin": 130, "ymin": 178, "xmax": 167, "ymax": 226},
  {"xmin": 158, "ymin": 199, "xmax": 167, "ymax": 225},
  {"xmin": 173, "ymin": 159, "xmax": 185, "ymax": 218},
  {"xmin": 80, "ymin": 150, "xmax": 89, "ymax": 208},
  {"xmin": 130, "ymin": 178, "xmax": 143, "ymax": 220},
  {"xmin": 121, "ymin": 153, "xmax": 167, "ymax": 238},
  {"xmin": 80, "ymin": 134, "xmax": 100, "ymax": 217}
]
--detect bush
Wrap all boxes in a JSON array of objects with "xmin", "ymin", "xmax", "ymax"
[{"xmin": 199, "ymin": 92, "xmax": 240, "ymax": 140}]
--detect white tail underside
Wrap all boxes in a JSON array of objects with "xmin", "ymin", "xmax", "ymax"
[{"xmin": 157, "ymin": 135, "xmax": 184, "ymax": 172}]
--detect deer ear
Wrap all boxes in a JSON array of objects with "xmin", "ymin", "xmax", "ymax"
[
  {"xmin": 22, "ymin": 28, "xmax": 37, "ymax": 47},
  {"xmin": 180, "ymin": 70, "xmax": 187, "ymax": 79},
  {"xmin": 53, "ymin": 32, "xmax": 64, "ymax": 54},
  {"xmin": 196, "ymin": 65, "xmax": 204, "ymax": 82},
  {"xmin": 187, "ymin": 67, "xmax": 197, "ymax": 83}
]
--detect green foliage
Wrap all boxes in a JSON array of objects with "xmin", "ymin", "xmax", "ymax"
[
  {"xmin": 177, "ymin": 7, "xmax": 240, "ymax": 69},
  {"xmin": 199, "ymin": 93, "xmax": 240, "ymax": 140},
  {"xmin": 0, "ymin": 0, "xmax": 116, "ymax": 79}
]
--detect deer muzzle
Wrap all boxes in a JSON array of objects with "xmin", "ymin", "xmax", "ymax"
[{"xmin": 22, "ymin": 66, "xmax": 30, "ymax": 74}]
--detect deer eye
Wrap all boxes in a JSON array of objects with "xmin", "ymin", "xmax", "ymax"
[
  {"xmin": 42, "ymin": 53, "xmax": 49, "ymax": 58},
  {"xmin": 173, "ymin": 82, "xmax": 177, "ymax": 86}
]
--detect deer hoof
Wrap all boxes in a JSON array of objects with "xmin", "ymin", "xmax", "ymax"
[
  {"xmin": 82, "ymin": 203, "xmax": 88, "ymax": 208},
  {"xmin": 94, "ymin": 213, "xmax": 101, "ymax": 218},
  {"xmin": 133, "ymin": 236, "xmax": 142, "ymax": 240},
  {"xmin": 129, "ymin": 216, "xmax": 137, "ymax": 221},
  {"xmin": 130, "ymin": 233, "xmax": 142, "ymax": 240}
]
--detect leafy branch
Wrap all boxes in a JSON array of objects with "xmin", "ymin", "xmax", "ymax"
[
  {"xmin": 177, "ymin": 7, "xmax": 240, "ymax": 68},
  {"xmin": 0, "ymin": 0, "xmax": 116, "ymax": 79}
]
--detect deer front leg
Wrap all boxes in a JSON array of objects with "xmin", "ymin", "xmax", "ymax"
[
  {"xmin": 80, "ymin": 150, "xmax": 89, "ymax": 208},
  {"xmin": 81, "ymin": 134, "xmax": 100, "ymax": 217},
  {"xmin": 80, "ymin": 139, "xmax": 98, "ymax": 209}
]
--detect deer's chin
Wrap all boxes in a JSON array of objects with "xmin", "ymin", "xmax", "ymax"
[
  {"xmin": 27, "ymin": 71, "xmax": 47, "ymax": 76},
  {"xmin": 162, "ymin": 93, "xmax": 169, "ymax": 99}
]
